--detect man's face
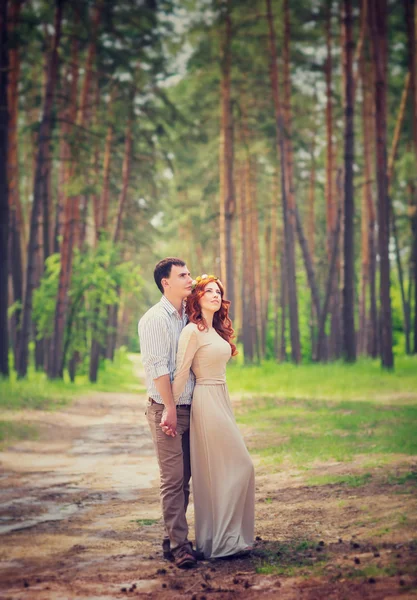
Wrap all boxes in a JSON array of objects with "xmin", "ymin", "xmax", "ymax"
[{"xmin": 163, "ymin": 264, "xmax": 193, "ymax": 299}]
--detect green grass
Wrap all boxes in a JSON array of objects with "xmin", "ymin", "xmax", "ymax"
[
  {"xmin": 236, "ymin": 396, "xmax": 417, "ymax": 466},
  {"xmin": 253, "ymin": 539, "xmax": 324, "ymax": 576},
  {"xmin": 386, "ymin": 471, "xmax": 417, "ymax": 485},
  {"xmin": 307, "ymin": 473, "xmax": 373, "ymax": 487},
  {"xmin": 0, "ymin": 421, "xmax": 37, "ymax": 447},
  {"xmin": 132, "ymin": 518, "xmax": 159, "ymax": 526},
  {"xmin": 227, "ymin": 355, "xmax": 417, "ymax": 403},
  {"xmin": 0, "ymin": 348, "xmax": 143, "ymax": 412}
]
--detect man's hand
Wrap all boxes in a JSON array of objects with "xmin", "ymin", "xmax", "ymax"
[
  {"xmin": 154, "ymin": 374, "xmax": 177, "ymax": 437},
  {"xmin": 160, "ymin": 406, "xmax": 177, "ymax": 437}
]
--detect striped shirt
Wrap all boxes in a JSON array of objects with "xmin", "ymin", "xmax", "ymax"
[{"xmin": 138, "ymin": 295, "xmax": 195, "ymax": 405}]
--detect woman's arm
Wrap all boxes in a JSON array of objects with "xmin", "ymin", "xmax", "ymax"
[{"xmin": 172, "ymin": 326, "xmax": 198, "ymax": 403}]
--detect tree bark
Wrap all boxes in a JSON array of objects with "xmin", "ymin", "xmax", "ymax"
[
  {"xmin": 360, "ymin": 53, "xmax": 378, "ymax": 357},
  {"xmin": 241, "ymin": 156, "xmax": 255, "ymax": 363},
  {"xmin": 404, "ymin": 0, "xmax": 417, "ymax": 353},
  {"xmin": 219, "ymin": 0, "xmax": 235, "ymax": 317},
  {"xmin": 325, "ymin": 0, "xmax": 340, "ymax": 359},
  {"xmin": 266, "ymin": 0, "xmax": 301, "ymax": 363},
  {"xmin": 48, "ymin": 0, "xmax": 101, "ymax": 379},
  {"xmin": 17, "ymin": 0, "xmax": 64, "ymax": 378},
  {"xmin": 279, "ymin": 250, "xmax": 287, "ymax": 361},
  {"xmin": 113, "ymin": 115, "xmax": 133, "ymax": 244},
  {"xmin": 238, "ymin": 163, "xmax": 252, "ymax": 362},
  {"xmin": 316, "ymin": 179, "xmax": 343, "ymax": 362},
  {"xmin": 250, "ymin": 162, "xmax": 263, "ymax": 360},
  {"xmin": 342, "ymin": 0, "xmax": 356, "ymax": 361},
  {"xmin": 54, "ymin": 10, "xmax": 80, "ymax": 254},
  {"xmin": 271, "ymin": 170, "xmax": 280, "ymax": 360},
  {"xmin": 7, "ymin": 0, "xmax": 24, "ymax": 368},
  {"xmin": 0, "ymin": 0, "xmax": 9, "ymax": 376},
  {"xmin": 98, "ymin": 88, "xmax": 116, "ymax": 237},
  {"xmin": 368, "ymin": 0, "xmax": 394, "ymax": 368},
  {"xmin": 388, "ymin": 72, "xmax": 412, "ymax": 353}
]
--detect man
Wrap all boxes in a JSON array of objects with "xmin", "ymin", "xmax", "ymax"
[{"xmin": 138, "ymin": 257, "xmax": 199, "ymax": 569}]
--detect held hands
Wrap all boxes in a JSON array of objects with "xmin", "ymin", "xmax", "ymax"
[{"xmin": 160, "ymin": 406, "xmax": 177, "ymax": 437}]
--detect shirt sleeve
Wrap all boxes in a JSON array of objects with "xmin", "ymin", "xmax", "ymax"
[
  {"xmin": 138, "ymin": 315, "xmax": 171, "ymax": 380},
  {"xmin": 172, "ymin": 326, "xmax": 199, "ymax": 403}
]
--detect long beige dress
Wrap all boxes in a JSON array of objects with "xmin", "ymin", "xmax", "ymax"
[{"xmin": 172, "ymin": 322, "xmax": 255, "ymax": 559}]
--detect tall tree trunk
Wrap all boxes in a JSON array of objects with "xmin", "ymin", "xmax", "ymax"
[
  {"xmin": 404, "ymin": 0, "xmax": 417, "ymax": 353},
  {"xmin": 17, "ymin": 0, "xmax": 64, "ymax": 378},
  {"xmin": 233, "ymin": 165, "xmax": 243, "ymax": 337},
  {"xmin": 48, "ymin": 0, "xmax": 101, "ymax": 379},
  {"xmin": 113, "ymin": 115, "xmax": 133, "ymax": 244},
  {"xmin": 342, "ymin": 0, "xmax": 356, "ymax": 361},
  {"xmin": 266, "ymin": 0, "xmax": 301, "ymax": 363},
  {"xmin": 250, "ymin": 163, "xmax": 263, "ymax": 360},
  {"xmin": 271, "ymin": 170, "xmax": 280, "ymax": 360},
  {"xmin": 219, "ymin": 0, "xmax": 235, "ymax": 316},
  {"xmin": 413, "ymin": 1, "xmax": 417, "ymax": 353},
  {"xmin": 325, "ymin": 0, "xmax": 335, "ymax": 261},
  {"xmin": 7, "ymin": 0, "xmax": 24, "ymax": 368},
  {"xmin": 0, "ymin": 0, "xmax": 9, "ymax": 376},
  {"xmin": 54, "ymin": 11, "xmax": 79, "ymax": 254},
  {"xmin": 246, "ymin": 160, "xmax": 258, "ymax": 361},
  {"xmin": 242, "ymin": 155, "xmax": 255, "ymax": 363},
  {"xmin": 105, "ymin": 302, "xmax": 119, "ymax": 361},
  {"xmin": 89, "ymin": 88, "xmax": 116, "ymax": 381},
  {"xmin": 368, "ymin": 0, "xmax": 394, "ymax": 368},
  {"xmin": 325, "ymin": 0, "xmax": 339, "ymax": 359},
  {"xmin": 308, "ymin": 146, "xmax": 316, "ymax": 353},
  {"xmin": 361, "ymin": 53, "xmax": 378, "ymax": 357},
  {"xmin": 279, "ymin": 250, "xmax": 287, "ymax": 361},
  {"xmin": 357, "ymin": 0, "xmax": 371, "ymax": 357},
  {"xmin": 98, "ymin": 89, "xmax": 115, "ymax": 237},
  {"xmin": 412, "ymin": 202, "xmax": 417, "ymax": 353},
  {"xmin": 358, "ymin": 55, "xmax": 370, "ymax": 355},
  {"xmin": 388, "ymin": 72, "xmax": 412, "ymax": 353},
  {"xmin": 316, "ymin": 177, "xmax": 343, "ymax": 361},
  {"xmin": 104, "ymin": 109, "xmax": 134, "ymax": 361}
]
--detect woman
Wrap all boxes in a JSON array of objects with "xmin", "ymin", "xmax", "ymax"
[{"xmin": 168, "ymin": 274, "xmax": 254, "ymax": 559}]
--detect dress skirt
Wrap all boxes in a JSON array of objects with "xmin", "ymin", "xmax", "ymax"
[{"xmin": 190, "ymin": 382, "xmax": 255, "ymax": 559}]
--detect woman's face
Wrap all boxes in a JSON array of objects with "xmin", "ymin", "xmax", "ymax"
[{"xmin": 200, "ymin": 280, "xmax": 222, "ymax": 314}]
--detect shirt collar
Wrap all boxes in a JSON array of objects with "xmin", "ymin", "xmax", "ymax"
[{"xmin": 160, "ymin": 295, "xmax": 186, "ymax": 318}]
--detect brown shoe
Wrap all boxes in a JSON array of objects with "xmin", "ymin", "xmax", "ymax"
[
  {"xmin": 189, "ymin": 543, "xmax": 204, "ymax": 561},
  {"xmin": 173, "ymin": 543, "xmax": 197, "ymax": 569}
]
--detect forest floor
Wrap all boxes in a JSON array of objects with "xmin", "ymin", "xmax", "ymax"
[{"xmin": 1, "ymin": 362, "xmax": 417, "ymax": 600}]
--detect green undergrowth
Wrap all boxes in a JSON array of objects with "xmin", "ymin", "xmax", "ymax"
[
  {"xmin": 227, "ymin": 355, "xmax": 417, "ymax": 403},
  {"xmin": 253, "ymin": 539, "xmax": 326, "ymax": 576},
  {"xmin": 307, "ymin": 473, "xmax": 373, "ymax": 487},
  {"xmin": 236, "ymin": 396, "xmax": 417, "ymax": 466},
  {"xmin": 253, "ymin": 540, "xmax": 417, "ymax": 581},
  {"xmin": 0, "ymin": 348, "xmax": 143, "ymax": 412},
  {"xmin": 307, "ymin": 470, "xmax": 417, "ymax": 489}
]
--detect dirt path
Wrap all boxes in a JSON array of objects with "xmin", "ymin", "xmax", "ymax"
[{"xmin": 0, "ymin": 382, "xmax": 416, "ymax": 599}]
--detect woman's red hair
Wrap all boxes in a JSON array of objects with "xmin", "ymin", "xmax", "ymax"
[{"xmin": 186, "ymin": 276, "xmax": 238, "ymax": 357}]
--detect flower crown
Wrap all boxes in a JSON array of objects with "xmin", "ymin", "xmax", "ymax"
[{"xmin": 191, "ymin": 273, "xmax": 219, "ymax": 291}]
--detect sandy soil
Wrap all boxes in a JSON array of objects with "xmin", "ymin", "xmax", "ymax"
[{"xmin": 0, "ymin": 385, "xmax": 416, "ymax": 600}]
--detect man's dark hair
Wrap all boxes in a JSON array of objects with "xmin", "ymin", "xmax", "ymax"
[{"xmin": 154, "ymin": 257, "xmax": 186, "ymax": 294}]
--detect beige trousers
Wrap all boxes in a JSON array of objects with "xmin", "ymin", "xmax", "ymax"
[{"xmin": 146, "ymin": 399, "xmax": 191, "ymax": 548}]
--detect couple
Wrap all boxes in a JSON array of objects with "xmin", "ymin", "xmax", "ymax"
[{"xmin": 138, "ymin": 257, "xmax": 254, "ymax": 568}]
